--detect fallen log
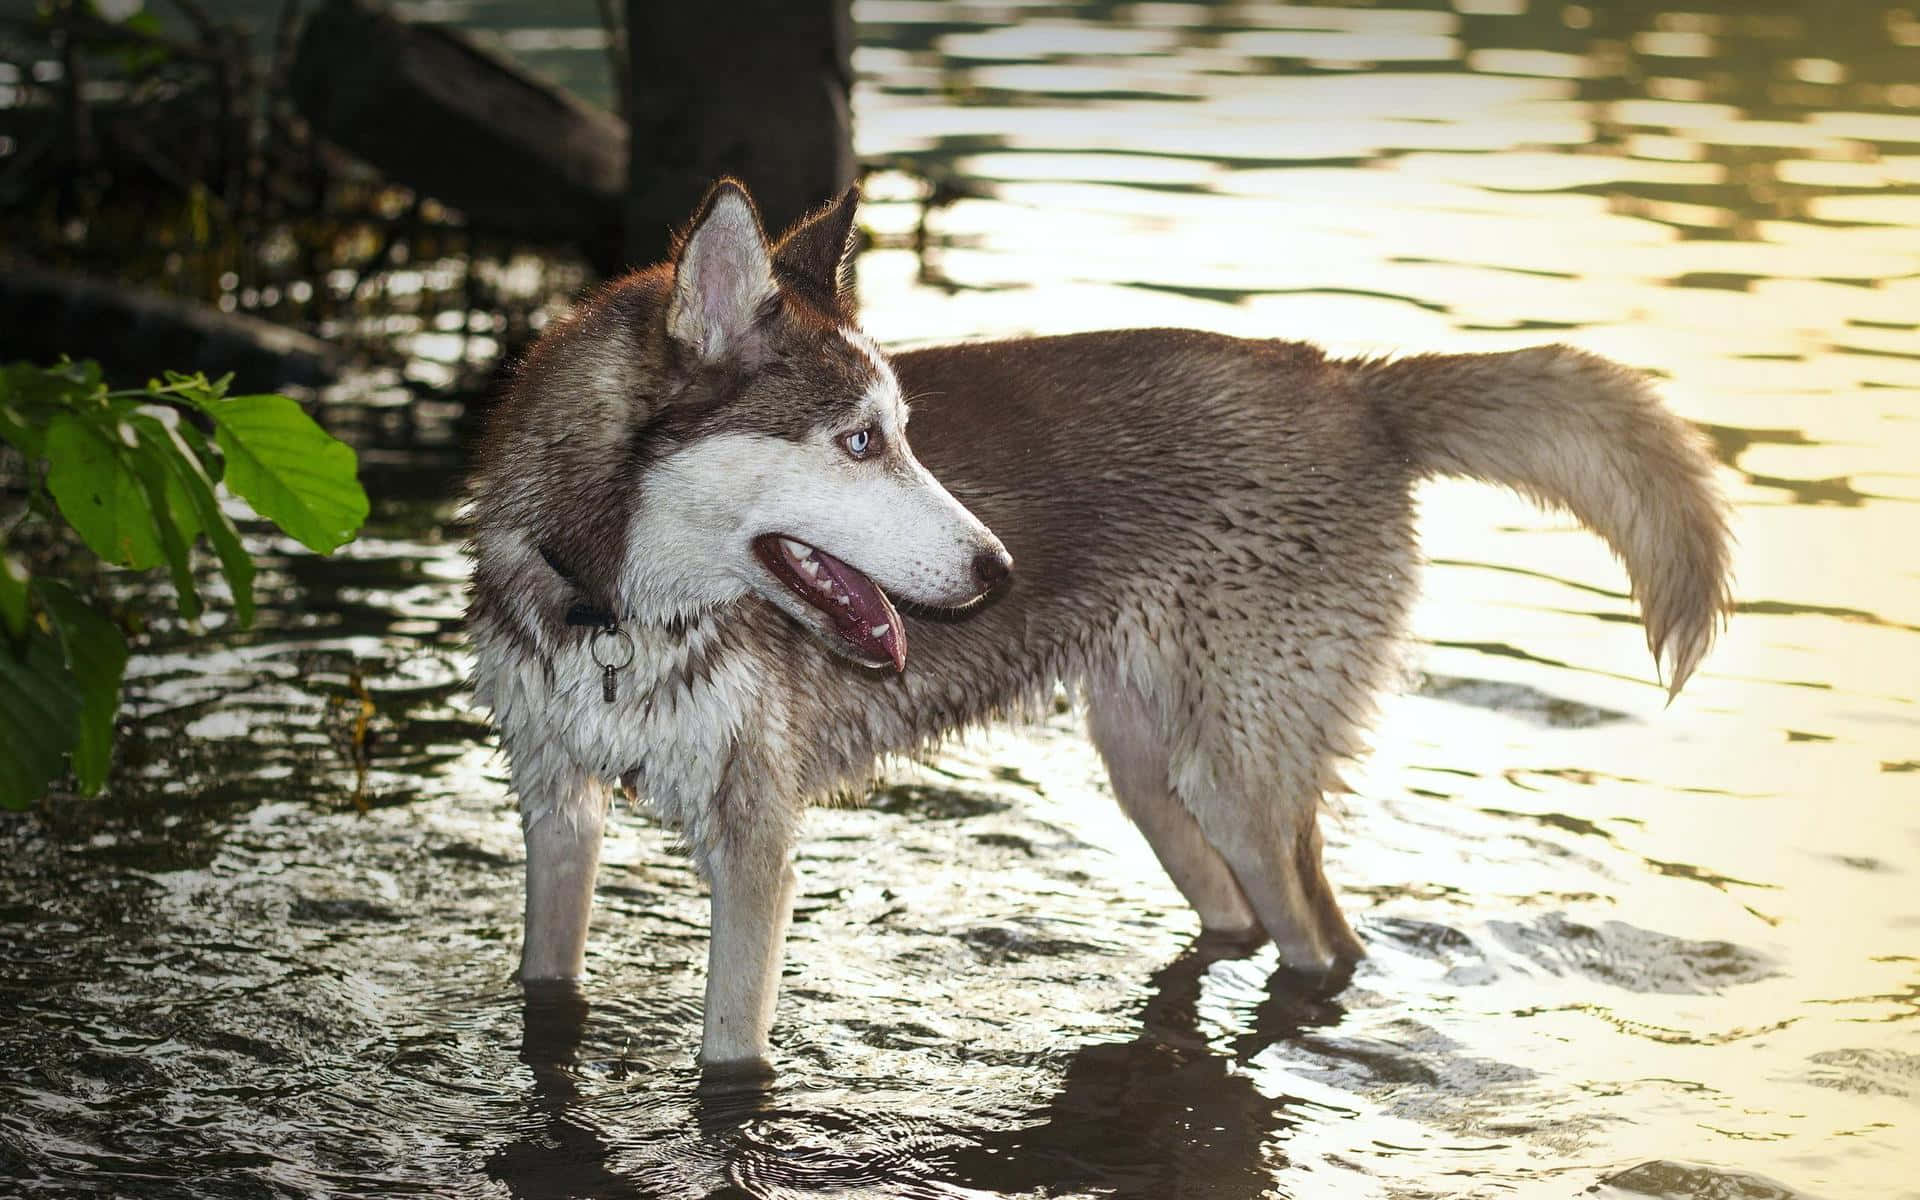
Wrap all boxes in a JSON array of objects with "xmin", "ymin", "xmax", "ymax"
[
  {"xmin": 288, "ymin": 0, "xmax": 627, "ymax": 271},
  {"xmin": 0, "ymin": 265, "xmax": 341, "ymax": 390}
]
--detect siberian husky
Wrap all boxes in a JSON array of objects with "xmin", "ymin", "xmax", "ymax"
[{"xmin": 466, "ymin": 179, "xmax": 1731, "ymax": 1073}]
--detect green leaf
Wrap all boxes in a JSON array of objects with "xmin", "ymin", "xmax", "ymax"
[
  {"xmin": 0, "ymin": 359, "xmax": 106, "ymax": 459},
  {"xmin": 160, "ymin": 369, "xmax": 231, "ymax": 403},
  {"xmin": 129, "ymin": 407, "xmax": 254, "ymax": 626},
  {"xmin": 48, "ymin": 397, "xmax": 209, "ymax": 624},
  {"xmin": 0, "ymin": 393, "xmax": 43, "ymax": 459},
  {"xmin": 190, "ymin": 394, "xmax": 369, "ymax": 553},
  {"xmin": 36, "ymin": 581, "xmax": 128, "ymax": 796},
  {"xmin": 111, "ymin": 9, "xmax": 173, "ymax": 74},
  {"xmin": 121, "ymin": 428, "xmax": 204, "ymax": 623},
  {"xmin": 112, "ymin": 399, "xmax": 202, "ymax": 551},
  {"xmin": 0, "ymin": 405, "xmax": 37, "ymax": 458},
  {"xmin": 40, "ymin": 359, "xmax": 104, "ymax": 394},
  {"xmin": 171, "ymin": 411, "xmax": 218, "ymax": 479},
  {"xmin": 0, "ymin": 627, "xmax": 82, "ymax": 811},
  {"xmin": 0, "ymin": 553, "xmax": 26, "ymax": 639},
  {"xmin": 44, "ymin": 412, "xmax": 167, "ymax": 569}
]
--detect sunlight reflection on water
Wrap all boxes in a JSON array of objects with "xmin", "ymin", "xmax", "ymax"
[{"xmin": 2, "ymin": 1, "xmax": 1916, "ymax": 1198}]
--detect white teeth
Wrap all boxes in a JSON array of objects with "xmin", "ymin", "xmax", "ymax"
[
  {"xmin": 771, "ymin": 538, "xmax": 881, "ymax": 621},
  {"xmin": 870, "ymin": 623, "xmax": 890, "ymax": 638}
]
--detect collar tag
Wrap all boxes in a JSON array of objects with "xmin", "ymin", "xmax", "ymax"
[
  {"xmin": 589, "ymin": 624, "xmax": 635, "ymax": 704},
  {"xmin": 540, "ymin": 544, "xmax": 629, "ymax": 702}
]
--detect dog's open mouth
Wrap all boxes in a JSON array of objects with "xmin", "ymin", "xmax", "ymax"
[{"xmin": 752, "ymin": 534, "xmax": 906, "ymax": 671}]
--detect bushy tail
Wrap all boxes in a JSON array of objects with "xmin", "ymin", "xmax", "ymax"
[{"xmin": 1355, "ymin": 345, "xmax": 1733, "ymax": 697}]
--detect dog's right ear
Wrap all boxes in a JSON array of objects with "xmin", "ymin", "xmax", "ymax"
[
  {"xmin": 773, "ymin": 183, "xmax": 860, "ymax": 314},
  {"xmin": 668, "ymin": 180, "xmax": 777, "ymax": 366}
]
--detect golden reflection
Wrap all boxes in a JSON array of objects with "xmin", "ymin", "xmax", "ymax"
[{"xmin": 849, "ymin": 0, "xmax": 1919, "ymax": 1192}]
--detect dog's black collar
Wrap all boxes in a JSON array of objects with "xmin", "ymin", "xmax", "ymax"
[
  {"xmin": 565, "ymin": 601, "xmax": 617, "ymax": 628},
  {"xmin": 539, "ymin": 544, "xmax": 620, "ymax": 630},
  {"xmin": 540, "ymin": 543, "xmax": 633, "ymax": 703}
]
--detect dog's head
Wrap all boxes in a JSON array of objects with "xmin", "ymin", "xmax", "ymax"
[{"xmin": 493, "ymin": 180, "xmax": 1009, "ymax": 672}]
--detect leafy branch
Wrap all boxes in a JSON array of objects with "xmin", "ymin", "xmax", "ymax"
[{"xmin": 0, "ymin": 359, "xmax": 369, "ymax": 810}]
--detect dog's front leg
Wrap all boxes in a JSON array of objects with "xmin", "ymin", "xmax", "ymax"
[
  {"xmin": 519, "ymin": 764, "xmax": 610, "ymax": 981},
  {"xmin": 695, "ymin": 805, "xmax": 797, "ymax": 1075}
]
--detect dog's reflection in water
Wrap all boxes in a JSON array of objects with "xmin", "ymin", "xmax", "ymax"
[
  {"xmin": 486, "ymin": 945, "xmax": 1342, "ymax": 1200},
  {"xmin": 483, "ymin": 982, "xmax": 632, "ymax": 1200},
  {"xmin": 485, "ymin": 982, "xmax": 782, "ymax": 1200},
  {"xmin": 947, "ymin": 941, "xmax": 1346, "ymax": 1200}
]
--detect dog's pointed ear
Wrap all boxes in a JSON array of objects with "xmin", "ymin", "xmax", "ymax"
[
  {"xmin": 668, "ymin": 180, "xmax": 776, "ymax": 365},
  {"xmin": 773, "ymin": 183, "xmax": 860, "ymax": 312}
]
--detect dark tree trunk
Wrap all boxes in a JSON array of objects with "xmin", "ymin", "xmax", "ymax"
[{"xmin": 624, "ymin": 0, "xmax": 855, "ymax": 267}]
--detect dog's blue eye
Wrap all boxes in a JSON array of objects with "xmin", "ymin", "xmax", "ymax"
[{"xmin": 842, "ymin": 428, "xmax": 874, "ymax": 458}]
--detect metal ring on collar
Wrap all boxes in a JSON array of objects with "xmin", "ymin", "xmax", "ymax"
[{"xmin": 590, "ymin": 626, "xmax": 635, "ymax": 671}]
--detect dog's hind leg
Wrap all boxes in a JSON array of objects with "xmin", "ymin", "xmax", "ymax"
[
  {"xmin": 519, "ymin": 758, "xmax": 611, "ymax": 981},
  {"xmin": 1087, "ymin": 673, "xmax": 1260, "ymax": 938},
  {"xmin": 1167, "ymin": 728, "xmax": 1363, "ymax": 985}
]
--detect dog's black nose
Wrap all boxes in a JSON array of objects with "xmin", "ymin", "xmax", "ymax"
[{"xmin": 973, "ymin": 548, "xmax": 1013, "ymax": 589}]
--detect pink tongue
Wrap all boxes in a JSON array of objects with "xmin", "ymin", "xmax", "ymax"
[{"xmin": 813, "ymin": 549, "xmax": 906, "ymax": 671}]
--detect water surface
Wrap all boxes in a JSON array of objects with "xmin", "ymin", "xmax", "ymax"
[{"xmin": 3, "ymin": 3, "xmax": 1917, "ymax": 1197}]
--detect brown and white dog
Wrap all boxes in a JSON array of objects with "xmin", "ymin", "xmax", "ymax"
[{"xmin": 466, "ymin": 179, "xmax": 1731, "ymax": 1075}]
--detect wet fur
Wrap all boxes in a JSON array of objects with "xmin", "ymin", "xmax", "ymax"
[{"xmin": 466, "ymin": 181, "xmax": 1733, "ymax": 1071}]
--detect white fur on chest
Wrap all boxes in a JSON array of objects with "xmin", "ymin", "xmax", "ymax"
[{"xmin": 477, "ymin": 617, "xmax": 773, "ymax": 844}]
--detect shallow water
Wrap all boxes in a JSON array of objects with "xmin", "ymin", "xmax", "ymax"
[{"xmin": 4, "ymin": 2, "xmax": 1919, "ymax": 1197}]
